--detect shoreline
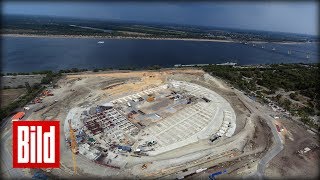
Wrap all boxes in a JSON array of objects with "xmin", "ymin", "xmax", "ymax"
[
  {"xmin": 1, "ymin": 33, "xmax": 311, "ymax": 44},
  {"xmin": 2, "ymin": 63, "xmax": 317, "ymax": 75}
]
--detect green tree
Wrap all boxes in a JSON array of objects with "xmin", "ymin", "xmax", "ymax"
[{"xmin": 25, "ymin": 82, "xmax": 32, "ymax": 93}]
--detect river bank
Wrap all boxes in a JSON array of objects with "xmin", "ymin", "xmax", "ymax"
[{"xmin": 1, "ymin": 33, "xmax": 310, "ymax": 44}]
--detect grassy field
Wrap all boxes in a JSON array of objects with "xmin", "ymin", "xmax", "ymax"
[{"xmin": 1, "ymin": 88, "xmax": 26, "ymax": 107}]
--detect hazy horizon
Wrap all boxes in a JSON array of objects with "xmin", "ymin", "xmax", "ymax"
[
  {"xmin": 3, "ymin": 1, "xmax": 318, "ymax": 35},
  {"xmin": 4, "ymin": 14, "xmax": 317, "ymax": 37}
]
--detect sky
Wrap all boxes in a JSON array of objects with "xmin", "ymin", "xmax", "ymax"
[{"xmin": 2, "ymin": 1, "xmax": 318, "ymax": 35}]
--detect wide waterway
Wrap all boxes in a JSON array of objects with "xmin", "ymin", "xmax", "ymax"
[{"xmin": 2, "ymin": 36, "xmax": 318, "ymax": 73}]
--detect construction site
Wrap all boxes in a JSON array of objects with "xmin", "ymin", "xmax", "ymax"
[
  {"xmin": 15, "ymin": 69, "xmax": 318, "ymax": 179},
  {"xmin": 65, "ymin": 79, "xmax": 237, "ymax": 162}
]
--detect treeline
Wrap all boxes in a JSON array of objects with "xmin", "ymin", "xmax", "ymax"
[
  {"xmin": 2, "ymin": 70, "xmax": 55, "ymax": 76},
  {"xmin": 40, "ymin": 71, "xmax": 61, "ymax": 84},
  {"xmin": 0, "ymin": 71, "xmax": 62, "ymax": 121},
  {"xmin": 0, "ymin": 84, "xmax": 44, "ymax": 120},
  {"xmin": 91, "ymin": 65, "xmax": 162, "ymax": 72},
  {"xmin": 256, "ymin": 66, "xmax": 318, "ymax": 94},
  {"xmin": 202, "ymin": 65, "xmax": 258, "ymax": 92},
  {"xmin": 203, "ymin": 63, "xmax": 319, "ymax": 98},
  {"xmin": 2, "ymin": 65, "xmax": 165, "ymax": 77},
  {"xmin": 202, "ymin": 63, "xmax": 320, "ymax": 124},
  {"xmin": 58, "ymin": 68, "xmax": 88, "ymax": 73},
  {"xmin": 4, "ymin": 15, "xmax": 316, "ymax": 43}
]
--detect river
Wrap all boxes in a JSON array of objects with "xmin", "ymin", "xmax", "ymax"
[{"xmin": 2, "ymin": 36, "xmax": 318, "ymax": 73}]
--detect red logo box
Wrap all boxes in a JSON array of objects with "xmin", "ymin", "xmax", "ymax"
[{"xmin": 12, "ymin": 121, "xmax": 60, "ymax": 168}]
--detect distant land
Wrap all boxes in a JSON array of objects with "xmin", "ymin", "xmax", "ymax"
[{"xmin": 1, "ymin": 15, "xmax": 319, "ymax": 43}]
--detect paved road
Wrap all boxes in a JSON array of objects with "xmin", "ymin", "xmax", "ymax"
[
  {"xmin": 235, "ymin": 90, "xmax": 284, "ymax": 179},
  {"xmin": 0, "ymin": 108, "xmax": 33, "ymax": 179}
]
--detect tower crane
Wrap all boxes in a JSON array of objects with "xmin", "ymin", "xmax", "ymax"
[{"xmin": 68, "ymin": 119, "xmax": 78, "ymax": 175}]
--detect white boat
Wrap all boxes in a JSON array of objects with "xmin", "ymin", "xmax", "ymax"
[{"xmin": 97, "ymin": 41, "xmax": 104, "ymax": 44}]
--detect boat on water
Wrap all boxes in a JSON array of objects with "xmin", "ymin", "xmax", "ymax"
[
  {"xmin": 97, "ymin": 41, "xmax": 104, "ymax": 44},
  {"xmin": 272, "ymin": 47, "xmax": 276, "ymax": 51}
]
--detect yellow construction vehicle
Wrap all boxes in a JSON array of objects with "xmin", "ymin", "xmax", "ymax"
[
  {"xmin": 68, "ymin": 119, "xmax": 78, "ymax": 175},
  {"xmin": 146, "ymin": 95, "xmax": 155, "ymax": 102}
]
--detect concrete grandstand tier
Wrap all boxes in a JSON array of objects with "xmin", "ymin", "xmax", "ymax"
[{"xmin": 138, "ymin": 80, "xmax": 236, "ymax": 156}]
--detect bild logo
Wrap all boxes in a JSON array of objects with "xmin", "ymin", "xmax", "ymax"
[{"xmin": 12, "ymin": 121, "xmax": 60, "ymax": 168}]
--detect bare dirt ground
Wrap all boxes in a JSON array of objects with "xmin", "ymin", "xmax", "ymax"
[
  {"xmin": 184, "ymin": 114, "xmax": 274, "ymax": 179},
  {"xmin": 1, "ymin": 74, "xmax": 44, "ymax": 88},
  {"xmin": 168, "ymin": 72, "xmax": 319, "ymax": 179},
  {"xmin": 265, "ymin": 116, "xmax": 319, "ymax": 178},
  {"xmin": 26, "ymin": 69, "xmax": 218, "ymax": 178},
  {"xmin": 1, "ymin": 88, "xmax": 26, "ymax": 107},
  {"xmin": 22, "ymin": 69, "xmax": 291, "ymax": 179}
]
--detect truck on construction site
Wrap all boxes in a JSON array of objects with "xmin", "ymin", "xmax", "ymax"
[
  {"xmin": 196, "ymin": 168, "xmax": 207, "ymax": 173},
  {"xmin": 148, "ymin": 140, "xmax": 157, "ymax": 146},
  {"xmin": 202, "ymin": 97, "xmax": 211, "ymax": 102},
  {"xmin": 117, "ymin": 145, "xmax": 132, "ymax": 152},
  {"xmin": 23, "ymin": 106, "xmax": 30, "ymax": 111},
  {"xmin": 32, "ymin": 97, "xmax": 42, "ymax": 104},
  {"xmin": 209, "ymin": 170, "xmax": 227, "ymax": 180},
  {"xmin": 42, "ymin": 90, "xmax": 54, "ymax": 96},
  {"xmin": 209, "ymin": 134, "xmax": 221, "ymax": 142}
]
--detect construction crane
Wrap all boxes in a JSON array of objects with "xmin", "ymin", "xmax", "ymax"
[{"xmin": 68, "ymin": 119, "xmax": 78, "ymax": 175}]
